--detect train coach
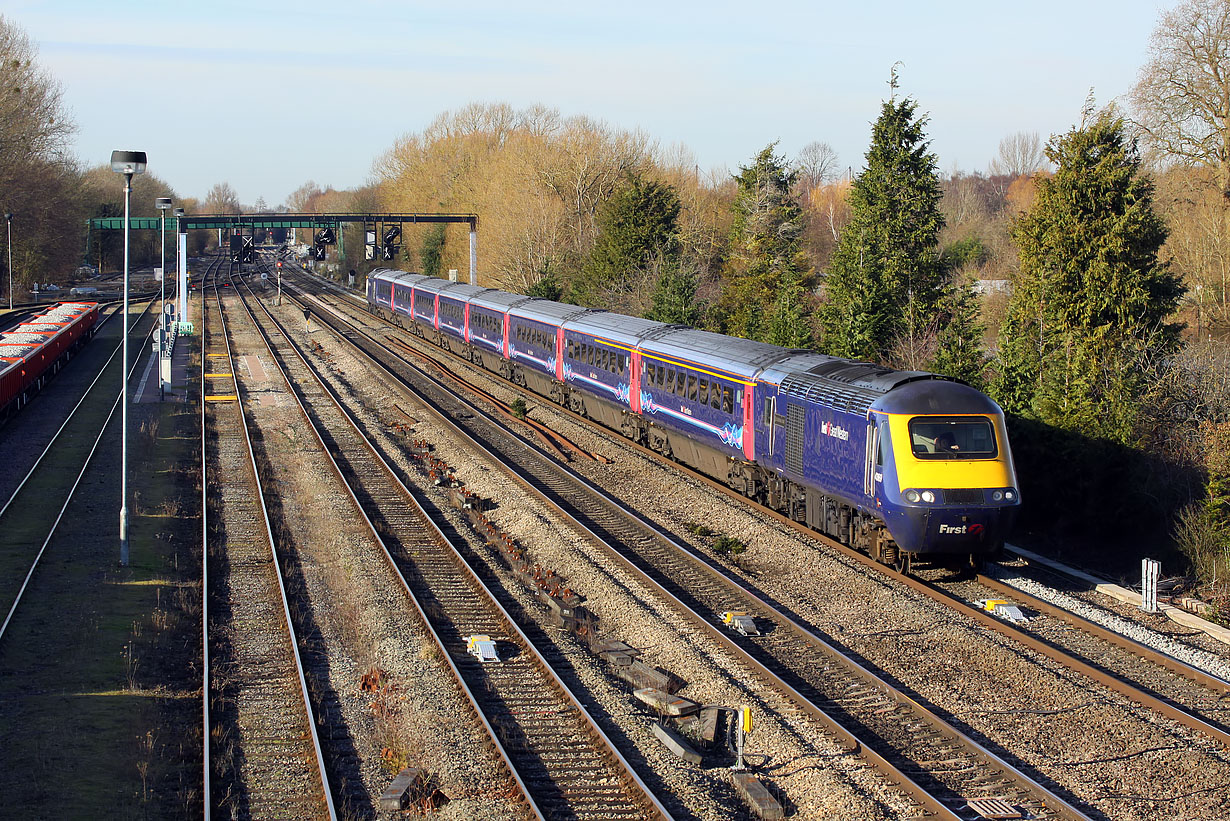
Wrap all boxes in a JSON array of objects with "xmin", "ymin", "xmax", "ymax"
[
  {"xmin": 0, "ymin": 302, "xmax": 101, "ymax": 422},
  {"xmin": 367, "ymin": 270, "xmax": 1019, "ymax": 569}
]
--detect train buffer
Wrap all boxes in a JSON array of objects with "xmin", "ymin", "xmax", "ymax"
[
  {"xmin": 976, "ymin": 599, "xmax": 1031, "ymax": 624},
  {"xmin": 722, "ymin": 611, "xmax": 760, "ymax": 636},
  {"xmin": 465, "ymin": 634, "xmax": 500, "ymax": 662}
]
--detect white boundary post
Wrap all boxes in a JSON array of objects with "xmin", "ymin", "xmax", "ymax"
[{"xmin": 1142, "ymin": 558, "xmax": 1160, "ymax": 613}]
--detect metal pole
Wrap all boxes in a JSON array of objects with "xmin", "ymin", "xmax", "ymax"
[
  {"xmin": 160, "ymin": 209, "xmax": 166, "ymax": 400},
  {"xmin": 469, "ymin": 220, "xmax": 477, "ymax": 286},
  {"xmin": 120, "ymin": 174, "xmax": 131, "ymax": 566},
  {"xmin": 6, "ymin": 215, "xmax": 12, "ymax": 310},
  {"xmin": 160, "ymin": 210, "xmax": 166, "ymax": 316}
]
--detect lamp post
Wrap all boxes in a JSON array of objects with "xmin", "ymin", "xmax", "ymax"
[
  {"xmin": 4, "ymin": 213, "xmax": 12, "ymax": 310},
  {"xmin": 112, "ymin": 150, "xmax": 147, "ymax": 567},
  {"xmin": 156, "ymin": 197, "xmax": 172, "ymax": 311},
  {"xmin": 173, "ymin": 208, "xmax": 185, "ymax": 323}
]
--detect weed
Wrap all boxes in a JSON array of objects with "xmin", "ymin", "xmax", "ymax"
[
  {"xmin": 713, "ymin": 534, "xmax": 747, "ymax": 556},
  {"xmin": 510, "ymin": 397, "xmax": 528, "ymax": 420},
  {"xmin": 685, "ymin": 521, "xmax": 714, "ymax": 540}
]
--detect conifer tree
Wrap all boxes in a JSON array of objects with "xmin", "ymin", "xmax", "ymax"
[
  {"xmin": 993, "ymin": 107, "xmax": 1184, "ymax": 444},
  {"xmin": 821, "ymin": 97, "xmax": 946, "ymax": 363},
  {"xmin": 929, "ymin": 280, "xmax": 985, "ymax": 388},
  {"xmin": 719, "ymin": 143, "xmax": 814, "ymax": 345},
  {"xmin": 645, "ymin": 260, "xmax": 705, "ymax": 326},
  {"xmin": 574, "ymin": 173, "xmax": 680, "ymax": 306}
]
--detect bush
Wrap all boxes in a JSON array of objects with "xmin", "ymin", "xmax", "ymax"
[{"xmin": 510, "ymin": 398, "xmax": 528, "ymax": 420}]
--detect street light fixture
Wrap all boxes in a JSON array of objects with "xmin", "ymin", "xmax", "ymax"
[
  {"xmin": 4, "ymin": 213, "xmax": 12, "ymax": 311},
  {"xmin": 112, "ymin": 149, "xmax": 147, "ymax": 567}
]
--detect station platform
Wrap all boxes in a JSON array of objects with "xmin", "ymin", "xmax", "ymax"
[{"xmin": 133, "ymin": 307, "xmax": 196, "ymax": 404}]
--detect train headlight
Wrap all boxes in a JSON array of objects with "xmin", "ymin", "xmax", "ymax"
[
  {"xmin": 905, "ymin": 490, "xmax": 921, "ymax": 503},
  {"xmin": 992, "ymin": 490, "xmax": 1003, "ymax": 502},
  {"xmin": 920, "ymin": 490, "xmax": 936, "ymax": 503},
  {"xmin": 1004, "ymin": 489, "xmax": 1017, "ymax": 502}
]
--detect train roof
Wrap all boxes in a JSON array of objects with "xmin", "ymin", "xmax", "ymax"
[
  {"xmin": 370, "ymin": 269, "xmax": 425, "ymax": 287},
  {"xmin": 437, "ymin": 283, "xmax": 491, "ymax": 302},
  {"xmin": 409, "ymin": 276, "xmax": 464, "ymax": 296},
  {"xmin": 641, "ymin": 328, "xmax": 794, "ymax": 382},
  {"xmin": 872, "ymin": 378, "xmax": 1002, "ymax": 416},
  {"xmin": 508, "ymin": 298, "xmax": 592, "ymax": 325},
  {"xmin": 469, "ymin": 289, "xmax": 534, "ymax": 312},
  {"xmin": 564, "ymin": 311, "xmax": 670, "ymax": 348}
]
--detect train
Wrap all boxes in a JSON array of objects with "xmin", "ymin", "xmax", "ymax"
[
  {"xmin": 366, "ymin": 269, "xmax": 1019, "ymax": 569},
  {"xmin": 0, "ymin": 302, "xmax": 101, "ymax": 422}
]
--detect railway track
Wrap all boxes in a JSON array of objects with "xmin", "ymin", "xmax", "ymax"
[
  {"xmin": 0, "ymin": 298, "xmax": 155, "ymax": 644},
  {"xmin": 273, "ymin": 266, "xmax": 1094, "ymax": 820},
  {"xmin": 202, "ymin": 262, "xmax": 335, "ymax": 820},
  {"xmin": 290, "ymin": 268, "xmax": 1230, "ymax": 751},
  {"xmin": 234, "ymin": 265, "xmax": 671, "ymax": 819}
]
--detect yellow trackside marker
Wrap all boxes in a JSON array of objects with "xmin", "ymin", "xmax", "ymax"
[
  {"xmin": 206, "ymin": 353, "xmax": 228, "ymax": 357},
  {"xmin": 204, "ymin": 373, "xmax": 232, "ymax": 377},
  {"xmin": 205, "ymin": 394, "xmax": 237, "ymax": 402}
]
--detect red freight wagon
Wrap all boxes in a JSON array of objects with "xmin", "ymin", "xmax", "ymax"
[{"xmin": 0, "ymin": 302, "xmax": 100, "ymax": 421}]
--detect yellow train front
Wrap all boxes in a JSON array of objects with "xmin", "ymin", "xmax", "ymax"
[{"xmin": 869, "ymin": 379, "xmax": 1019, "ymax": 566}]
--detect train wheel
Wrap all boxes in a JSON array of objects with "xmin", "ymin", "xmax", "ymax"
[{"xmin": 894, "ymin": 551, "xmax": 912, "ymax": 574}]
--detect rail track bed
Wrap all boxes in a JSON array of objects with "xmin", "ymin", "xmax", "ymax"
[
  {"xmin": 272, "ymin": 269, "xmax": 1104, "ymax": 820},
  {"xmin": 233, "ymin": 273, "xmax": 668, "ymax": 820},
  {"xmin": 286, "ymin": 267, "xmax": 1230, "ymax": 821},
  {"xmin": 203, "ymin": 279, "xmax": 334, "ymax": 819}
]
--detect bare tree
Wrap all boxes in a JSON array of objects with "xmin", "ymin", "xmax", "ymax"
[
  {"xmin": 203, "ymin": 182, "xmax": 241, "ymax": 214},
  {"xmin": 1131, "ymin": 0, "xmax": 1230, "ymax": 198},
  {"xmin": 794, "ymin": 141, "xmax": 839, "ymax": 191},
  {"xmin": 988, "ymin": 132, "xmax": 1045, "ymax": 178}
]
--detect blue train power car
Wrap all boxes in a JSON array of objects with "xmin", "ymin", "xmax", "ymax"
[{"xmin": 367, "ymin": 269, "xmax": 1019, "ymax": 569}]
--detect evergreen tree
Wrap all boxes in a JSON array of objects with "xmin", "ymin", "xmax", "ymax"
[
  {"xmin": 645, "ymin": 260, "xmax": 705, "ymax": 326},
  {"xmin": 525, "ymin": 263, "xmax": 564, "ymax": 300},
  {"xmin": 719, "ymin": 143, "xmax": 815, "ymax": 345},
  {"xmin": 421, "ymin": 224, "xmax": 446, "ymax": 278},
  {"xmin": 929, "ymin": 280, "xmax": 985, "ymax": 388},
  {"xmin": 821, "ymin": 97, "xmax": 946, "ymax": 363},
  {"xmin": 993, "ymin": 108, "xmax": 1184, "ymax": 444},
  {"xmin": 574, "ymin": 173, "xmax": 680, "ymax": 306}
]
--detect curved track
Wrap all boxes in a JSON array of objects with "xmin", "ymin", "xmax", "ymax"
[
  {"xmin": 0, "ymin": 298, "xmax": 156, "ymax": 644},
  {"xmin": 235, "ymin": 264, "xmax": 672, "ymax": 820},
  {"xmin": 274, "ymin": 265, "xmax": 1094, "ymax": 821}
]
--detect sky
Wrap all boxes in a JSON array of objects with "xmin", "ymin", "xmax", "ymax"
[{"xmin": 8, "ymin": 0, "xmax": 1170, "ymax": 207}]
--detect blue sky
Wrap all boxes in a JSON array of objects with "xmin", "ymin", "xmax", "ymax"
[{"xmin": 8, "ymin": 0, "xmax": 1168, "ymax": 206}]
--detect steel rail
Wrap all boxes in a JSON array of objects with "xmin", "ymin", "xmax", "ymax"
[
  {"xmin": 0, "ymin": 300, "xmax": 160, "ymax": 645},
  {"xmin": 238, "ymin": 268, "xmax": 669, "ymax": 820},
  {"xmin": 0, "ymin": 300, "xmax": 149, "ymax": 521},
  {"xmin": 309, "ymin": 271, "xmax": 1230, "ymax": 755},
  {"xmin": 198, "ymin": 254, "xmax": 225, "ymax": 821},
  {"xmin": 274, "ymin": 276, "xmax": 1100, "ymax": 820},
  {"xmin": 206, "ymin": 277, "xmax": 337, "ymax": 820}
]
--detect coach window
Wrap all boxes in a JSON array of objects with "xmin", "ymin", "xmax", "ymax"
[
  {"xmin": 698, "ymin": 378, "xmax": 709, "ymax": 405},
  {"xmin": 658, "ymin": 366, "xmax": 666, "ymax": 388},
  {"xmin": 712, "ymin": 383, "xmax": 722, "ymax": 410},
  {"xmin": 722, "ymin": 386, "xmax": 734, "ymax": 413},
  {"xmin": 687, "ymin": 374, "xmax": 698, "ymax": 401}
]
